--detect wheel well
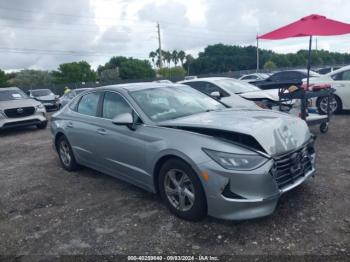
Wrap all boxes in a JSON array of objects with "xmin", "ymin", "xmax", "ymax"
[
  {"xmin": 153, "ymin": 155, "xmax": 188, "ymax": 194},
  {"xmin": 317, "ymin": 94, "xmax": 342, "ymax": 109},
  {"xmin": 54, "ymin": 132, "xmax": 65, "ymax": 152}
]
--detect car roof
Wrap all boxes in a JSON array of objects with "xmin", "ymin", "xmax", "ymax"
[
  {"xmin": 0, "ymin": 87, "xmax": 21, "ymax": 91},
  {"xmin": 74, "ymin": 88, "xmax": 93, "ymax": 91},
  {"xmin": 327, "ymin": 65, "xmax": 350, "ymax": 76},
  {"xmin": 30, "ymin": 89, "xmax": 51, "ymax": 92},
  {"xmin": 99, "ymin": 82, "xmax": 187, "ymax": 92},
  {"xmin": 180, "ymin": 77, "xmax": 235, "ymax": 83}
]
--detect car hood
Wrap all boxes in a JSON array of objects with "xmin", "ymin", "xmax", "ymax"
[
  {"xmin": 34, "ymin": 94, "xmax": 56, "ymax": 101},
  {"xmin": 159, "ymin": 109, "xmax": 311, "ymax": 156},
  {"xmin": 239, "ymin": 89, "xmax": 280, "ymax": 101},
  {"xmin": 0, "ymin": 99, "xmax": 40, "ymax": 110}
]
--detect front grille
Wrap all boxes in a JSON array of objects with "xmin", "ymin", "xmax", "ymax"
[
  {"xmin": 273, "ymin": 144, "xmax": 314, "ymax": 189},
  {"xmin": 4, "ymin": 107, "xmax": 35, "ymax": 118}
]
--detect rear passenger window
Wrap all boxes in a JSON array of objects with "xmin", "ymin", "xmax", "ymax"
[{"xmin": 77, "ymin": 92, "xmax": 100, "ymax": 116}]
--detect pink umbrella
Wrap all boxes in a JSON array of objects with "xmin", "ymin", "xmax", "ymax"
[{"xmin": 258, "ymin": 14, "xmax": 350, "ymax": 88}]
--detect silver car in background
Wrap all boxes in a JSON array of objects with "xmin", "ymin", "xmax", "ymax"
[
  {"xmin": 28, "ymin": 89, "xmax": 59, "ymax": 111},
  {"xmin": 0, "ymin": 87, "xmax": 47, "ymax": 131},
  {"xmin": 58, "ymin": 88, "xmax": 93, "ymax": 109},
  {"xmin": 51, "ymin": 83, "xmax": 316, "ymax": 221}
]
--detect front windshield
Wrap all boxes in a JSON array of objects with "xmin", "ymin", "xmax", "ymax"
[
  {"xmin": 0, "ymin": 89, "xmax": 28, "ymax": 101},
  {"xmin": 216, "ymin": 79, "xmax": 260, "ymax": 94},
  {"xmin": 31, "ymin": 89, "xmax": 53, "ymax": 97},
  {"xmin": 130, "ymin": 85, "xmax": 226, "ymax": 122}
]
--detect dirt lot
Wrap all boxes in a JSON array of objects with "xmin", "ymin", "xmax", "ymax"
[{"xmin": 0, "ymin": 114, "xmax": 349, "ymax": 258}]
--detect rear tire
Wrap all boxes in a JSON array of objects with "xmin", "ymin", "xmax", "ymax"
[
  {"xmin": 317, "ymin": 95, "xmax": 342, "ymax": 115},
  {"xmin": 158, "ymin": 159, "xmax": 207, "ymax": 221},
  {"xmin": 57, "ymin": 136, "xmax": 79, "ymax": 171}
]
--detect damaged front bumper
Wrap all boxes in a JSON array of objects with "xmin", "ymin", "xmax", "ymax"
[{"xmin": 198, "ymin": 141, "xmax": 316, "ymax": 220}]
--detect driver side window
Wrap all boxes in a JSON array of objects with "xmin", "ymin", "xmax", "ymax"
[
  {"xmin": 102, "ymin": 92, "xmax": 133, "ymax": 120},
  {"xmin": 187, "ymin": 81, "xmax": 227, "ymax": 97}
]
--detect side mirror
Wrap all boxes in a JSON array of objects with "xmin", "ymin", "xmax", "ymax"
[
  {"xmin": 112, "ymin": 113, "xmax": 133, "ymax": 125},
  {"xmin": 210, "ymin": 91, "xmax": 221, "ymax": 99}
]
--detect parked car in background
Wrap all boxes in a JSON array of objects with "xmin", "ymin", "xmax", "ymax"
[
  {"xmin": 58, "ymin": 88, "xmax": 93, "ymax": 109},
  {"xmin": 28, "ymin": 89, "xmax": 59, "ymax": 111},
  {"xmin": 239, "ymin": 73, "xmax": 270, "ymax": 83},
  {"xmin": 0, "ymin": 87, "xmax": 47, "ymax": 131},
  {"xmin": 306, "ymin": 65, "xmax": 350, "ymax": 114},
  {"xmin": 51, "ymin": 83, "xmax": 316, "ymax": 221},
  {"xmin": 251, "ymin": 70, "xmax": 320, "ymax": 90},
  {"xmin": 179, "ymin": 77, "xmax": 284, "ymax": 109},
  {"xmin": 315, "ymin": 66, "xmax": 341, "ymax": 75}
]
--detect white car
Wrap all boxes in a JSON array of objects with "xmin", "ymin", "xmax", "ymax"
[
  {"xmin": 179, "ymin": 77, "xmax": 286, "ymax": 110},
  {"xmin": 239, "ymin": 73, "xmax": 270, "ymax": 83},
  {"xmin": 306, "ymin": 65, "xmax": 350, "ymax": 114}
]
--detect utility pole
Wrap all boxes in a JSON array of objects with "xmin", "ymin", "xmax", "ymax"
[
  {"xmin": 256, "ymin": 34, "xmax": 260, "ymax": 72},
  {"xmin": 157, "ymin": 22, "xmax": 163, "ymax": 69}
]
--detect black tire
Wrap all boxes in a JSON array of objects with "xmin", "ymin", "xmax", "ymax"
[
  {"xmin": 36, "ymin": 121, "xmax": 48, "ymax": 129},
  {"xmin": 317, "ymin": 95, "xmax": 342, "ymax": 115},
  {"xmin": 158, "ymin": 158, "xmax": 207, "ymax": 221},
  {"xmin": 57, "ymin": 135, "xmax": 79, "ymax": 171},
  {"xmin": 320, "ymin": 122, "xmax": 329, "ymax": 133}
]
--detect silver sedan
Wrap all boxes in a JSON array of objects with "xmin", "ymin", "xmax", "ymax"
[{"xmin": 51, "ymin": 83, "xmax": 316, "ymax": 221}]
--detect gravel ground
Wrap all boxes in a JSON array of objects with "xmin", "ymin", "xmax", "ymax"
[{"xmin": 0, "ymin": 114, "xmax": 349, "ymax": 258}]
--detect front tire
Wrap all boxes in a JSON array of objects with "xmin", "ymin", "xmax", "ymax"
[
  {"xmin": 159, "ymin": 159, "xmax": 207, "ymax": 221},
  {"xmin": 37, "ymin": 121, "xmax": 47, "ymax": 129},
  {"xmin": 57, "ymin": 136, "xmax": 79, "ymax": 171},
  {"xmin": 317, "ymin": 95, "xmax": 342, "ymax": 114}
]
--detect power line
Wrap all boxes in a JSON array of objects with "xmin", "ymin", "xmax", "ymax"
[{"xmin": 0, "ymin": 47, "xmax": 150, "ymax": 58}]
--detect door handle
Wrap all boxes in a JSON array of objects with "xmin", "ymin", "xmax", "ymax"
[
  {"xmin": 67, "ymin": 122, "xmax": 74, "ymax": 128},
  {"xmin": 96, "ymin": 128, "xmax": 107, "ymax": 135}
]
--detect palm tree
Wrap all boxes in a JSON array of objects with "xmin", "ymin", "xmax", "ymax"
[
  {"xmin": 185, "ymin": 54, "xmax": 194, "ymax": 75},
  {"xmin": 149, "ymin": 51, "xmax": 157, "ymax": 67},
  {"xmin": 178, "ymin": 50, "xmax": 186, "ymax": 67},
  {"xmin": 163, "ymin": 51, "xmax": 172, "ymax": 68},
  {"xmin": 172, "ymin": 50, "xmax": 179, "ymax": 67}
]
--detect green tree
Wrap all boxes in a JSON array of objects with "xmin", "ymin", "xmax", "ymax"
[
  {"xmin": 172, "ymin": 50, "xmax": 179, "ymax": 66},
  {"xmin": 11, "ymin": 70, "xmax": 53, "ymax": 88},
  {"xmin": 53, "ymin": 61, "xmax": 96, "ymax": 84},
  {"xmin": 178, "ymin": 50, "xmax": 186, "ymax": 67},
  {"xmin": 149, "ymin": 51, "xmax": 157, "ymax": 67},
  {"xmin": 163, "ymin": 51, "xmax": 172, "ymax": 67},
  {"xmin": 263, "ymin": 60, "xmax": 277, "ymax": 70},
  {"xmin": 119, "ymin": 59, "xmax": 155, "ymax": 80},
  {"xmin": 184, "ymin": 54, "xmax": 195, "ymax": 75},
  {"xmin": 0, "ymin": 69, "xmax": 7, "ymax": 87},
  {"xmin": 99, "ymin": 68, "xmax": 120, "ymax": 82}
]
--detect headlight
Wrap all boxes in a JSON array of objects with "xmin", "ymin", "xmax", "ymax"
[
  {"xmin": 0, "ymin": 110, "xmax": 5, "ymax": 119},
  {"xmin": 36, "ymin": 103, "xmax": 44, "ymax": 109},
  {"xmin": 203, "ymin": 148, "xmax": 268, "ymax": 170}
]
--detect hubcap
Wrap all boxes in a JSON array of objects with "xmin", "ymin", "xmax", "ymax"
[
  {"xmin": 320, "ymin": 96, "xmax": 337, "ymax": 113},
  {"xmin": 59, "ymin": 140, "xmax": 71, "ymax": 167},
  {"xmin": 164, "ymin": 169, "xmax": 195, "ymax": 212}
]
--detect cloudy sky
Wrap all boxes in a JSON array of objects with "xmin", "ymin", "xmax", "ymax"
[{"xmin": 1, "ymin": 0, "xmax": 350, "ymax": 71}]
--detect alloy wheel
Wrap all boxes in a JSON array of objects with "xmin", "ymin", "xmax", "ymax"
[
  {"xmin": 164, "ymin": 169, "xmax": 195, "ymax": 212},
  {"xmin": 59, "ymin": 140, "xmax": 71, "ymax": 167},
  {"xmin": 320, "ymin": 96, "xmax": 338, "ymax": 114}
]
